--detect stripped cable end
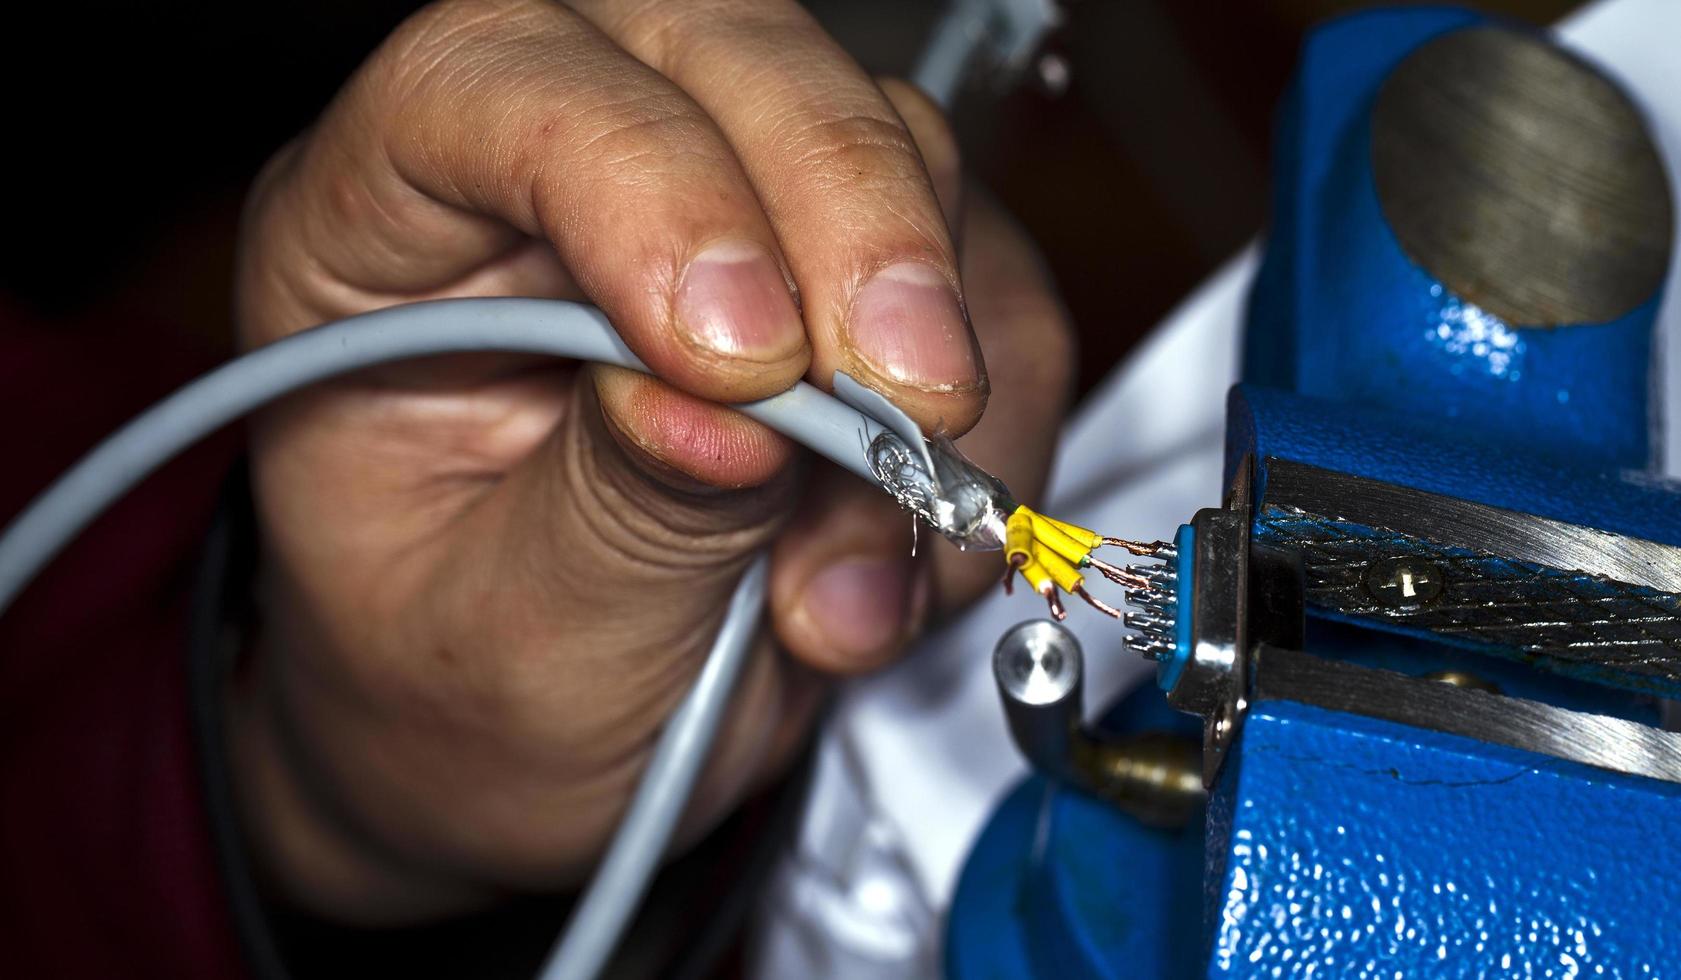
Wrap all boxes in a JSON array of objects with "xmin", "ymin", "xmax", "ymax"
[
  {"xmin": 995, "ymin": 505, "xmax": 1171, "ymax": 624},
  {"xmin": 1100, "ymin": 536, "xmax": 1172, "ymax": 557}
]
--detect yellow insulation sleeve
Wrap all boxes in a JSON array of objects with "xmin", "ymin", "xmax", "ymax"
[
  {"xmin": 1035, "ymin": 512, "xmax": 1103, "ymax": 551},
  {"xmin": 1025, "ymin": 510, "xmax": 1092, "ymax": 566},
  {"xmin": 1030, "ymin": 540, "xmax": 1085, "ymax": 593},
  {"xmin": 1005, "ymin": 508, "xmax": 1035, "ymax": 567},
  {"xmin": 1018, "ymin": 558, "xmax": 1056, "ymax": 594}
]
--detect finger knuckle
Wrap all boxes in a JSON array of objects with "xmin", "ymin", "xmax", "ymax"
[
  {"xmin": 775, "ymin": 111, "xmax": 954, "ymax": 257},
  {"xmin": 522, "ymin": 91, "xmax": 732, "ymax": 235},
  {"xmin": 608, "ymin": 0, "xmax": 711, "ymax": 60},
  {"xmin": 877, "ymin": 76, "xmax": 961, "ymax": 182},
  {"xmin": 781, "ymin": 110, "xmax": 929, "ymax": 197},
  {"xmin": 1039, "ymin": 312, "xmax": 1078, "ymax": 393},
  {"xmin": 373, "ymin": 0, "xmax": 543, "ymax": 101},
  {"xmin": 564, "ymin": 94, "xmax": 720, "ymax": 176},
  {"xmin": 609, "ymin": 0, "xmax": 786, "ymax": 73}
]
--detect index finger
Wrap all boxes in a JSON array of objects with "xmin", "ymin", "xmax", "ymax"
[
  {"xmin": 570, "ymin": 0, "xmax": 988, "ymax": 434},
  {"xmin": 243, "ymin": 0, "xmax": 811, "ymax": 404}
]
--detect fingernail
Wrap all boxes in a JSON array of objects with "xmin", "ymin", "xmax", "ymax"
[
  {"xmin": 849, "ymin": 262, "xmax": 979, "ymax": 390},
  {"xmin": 800, "ymin": 557, "xmax": 912, "ymax": 660},
  {"xmin": 677, "ymin": 240, "xmax": 803, "ymax": 361}
]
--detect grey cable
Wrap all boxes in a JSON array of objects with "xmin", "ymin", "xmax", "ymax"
[
  {"xmin": 0, "ymin": 297, "xmax": 883, "ymax": 618},
  {"xmin": 0, "ymin": 297, "xmax": 900, "ymax": 980},
  {"xmin": 538, "ymin": 554, "xmax": 768, "ymax": 980},
  {"xmin": 913, "ymin": 0, "xmax": 988, "ymax": 108}
]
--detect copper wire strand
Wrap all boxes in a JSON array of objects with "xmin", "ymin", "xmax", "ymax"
[
  {"xmin": 1085, "ymin": 555, "xmax": 1149, "ymax": 589},
  {"xmin": 1073, "ymin": 585, "xmax": 1123, "ymax": 619},
  {"xmin": 1038, "ymin": 583, "xmax": 1067, "ymax": 621},
  {"xmin": 1000, "ymin": 552, "xmax": 1028, "ymax": 596},
  {"xmin": 1100, "ymin": 536, "xmax": 1168, "ymax": 556}
]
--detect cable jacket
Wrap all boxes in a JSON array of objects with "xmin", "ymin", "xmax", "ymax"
[
  {"xmin": 538, "ymin": 555, "xmax": 768, "ymax": 980},
  {"xmin": 0, "ymin": 297, "xmax": 880, "ymax": 616},
  {"xmin": 0, "ymin": 297, "xmax": 905, "ymax": 980},
  {"xmin": 913, "ymin": 3, "xmax": 987, "ymax": 108}
]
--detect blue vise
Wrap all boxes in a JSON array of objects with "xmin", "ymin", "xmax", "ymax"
[{"xmin": 951, "ymin": 7, "xmax": 1681, "ymax": 978}]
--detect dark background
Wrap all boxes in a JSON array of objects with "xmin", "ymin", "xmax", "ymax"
[{"xmin": 2, "ymin": 0, "xmax": 1576, "ymax": 397}]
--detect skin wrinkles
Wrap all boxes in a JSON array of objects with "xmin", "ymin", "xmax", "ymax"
[{"xmin": 230, "ymin": 0, "xmax": 1069, "ymax": 921}]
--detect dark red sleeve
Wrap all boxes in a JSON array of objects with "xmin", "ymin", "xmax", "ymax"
[{"xmin": 0, "ymin": 306, "xmax": 250, "ymax": 979}]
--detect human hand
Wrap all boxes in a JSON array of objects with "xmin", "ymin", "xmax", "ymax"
[{"xmin": 233, "ymin": 0, "xmax": 1073, "ymax": 923}]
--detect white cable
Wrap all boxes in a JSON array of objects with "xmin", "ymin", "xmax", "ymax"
[{"xmin": 0, "ymin": 297, "xmax": 888, "ymax": 979}]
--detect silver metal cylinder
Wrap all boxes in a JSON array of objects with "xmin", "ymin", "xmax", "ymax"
[
  {"xmin": 993, "ymin": 619, "xmax": 1204, "ymax": 826},
  {"xmin": 994, "ymin": 619, "xmax": 1085, "ymax": 784}
]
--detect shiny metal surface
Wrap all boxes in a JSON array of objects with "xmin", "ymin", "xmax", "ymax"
[
  {"xmin": 992, "ymin": 620, "xmax": 1203, "ymax": 826},
  {"xmin": 1364, "ymin": 557, "xmax": 1444, "ymax": 606},
  {"xmin": 1257, "ymin": 459, "xmax": 1681, "ymax": 692},
  {"xmin": 1166, "ymin": 506, "xmax": 1250, "ymax": 786},
  {"xmin": 994, "ymin": 619, "xmax": 1081, "ymax": 705},
  {"xmin": 993, "ymin": 620, "xmax": 1083, "ymax": 779},
  {"xmin": 832, "ymin": 371, "xmax": 1016, "ymax": 552},
  {"xmin": 1264, "ymin": 459, "xmax": 1681, "ymax": 593},
  {"xmin": 1373, "ymin": 27, "xmax": 1673, "ymax": 325},
  {"xmin": 1122, "ymin": 552, "xmax": 1179, "ymax": 663},
  {"xmin": 869, "ymin": 432, "xmax": 1014, "ymax": 552},
  {"xmin": 1074, "ymin": 735, "xmax": 1203, "ymax": 829},
  {"xmin": 1251, "ymin": 644, "xmax": 1681, "ymax": 785}
]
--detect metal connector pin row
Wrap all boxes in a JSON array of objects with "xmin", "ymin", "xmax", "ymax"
[
  {"xmin": 1126, "ymin": 589, "xmax": 1175, "ymax": 616},
  {"xmin": 1118, "ymin": 546, "xmax": 1179, "ymax": 664},
  {"xmin": 1124, "ymin": 633, "xmax": 1174, "ymax": 660},
  {"xmin": 1129, "ymin": 563, "xmax": 1176, "ymax": 586},
  {"xmin": 1124, "ymin": 611, "xmax": 1172, "ymax": 633}
]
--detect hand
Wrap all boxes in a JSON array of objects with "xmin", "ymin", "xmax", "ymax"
[{"xmin": 233, "ymin": 0, "xmax": 1073, "ymax": 923}]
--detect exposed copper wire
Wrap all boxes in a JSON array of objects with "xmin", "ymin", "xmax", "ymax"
[
  {"xmin": 1100, "ymin": 536, "xmax": 1168, "ymax": 556},
  {"xmin": 999, "ymin": 551, "xmax": 1027, "ymax": 596},
  {"xmin": 1074, "ymin": 585, "xmax": 1123, "ymax": 619},
  {"xmin": 1001, "ymin": 506, "xmax": 1170, "ymax": 624},
  {"xmin": 1038, "ymin": 582, "xmax": 1067, "ymax": 621},
  {"xmin": 1085, "ymin": 555, "xmax": 1149, "ymax": 589}
]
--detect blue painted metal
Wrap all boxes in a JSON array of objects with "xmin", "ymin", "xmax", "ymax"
[
  {"xmin": 1232, "ymin": 3, "xmax": 1675, "ymax": 544},
  {"xmin": 947, "ymin": 683, "xmax": 1205, "ymax": 979},
  {"xmin": 1211, "ymin": 9, "xmax": 1681, "ymax": 977},
  {"xmin": 1227, "ymin": 385, "xmax": 1681, "ymax": 552},
  {"xmin": 1242, "ymin": 7, "xmax": 1660, "ymax": 471},
  {"xmin": 953, "ymin": 7, "xmax": 1680, "ymax": 977},
  {"xmin": 1206, "ymin": 700, "xmax": 1681, "ymax": 977}
]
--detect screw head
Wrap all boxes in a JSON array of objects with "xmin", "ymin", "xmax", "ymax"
[{"xmin": 1365, "ymin": 558, "xmax": 1445, "ymax": 606}]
